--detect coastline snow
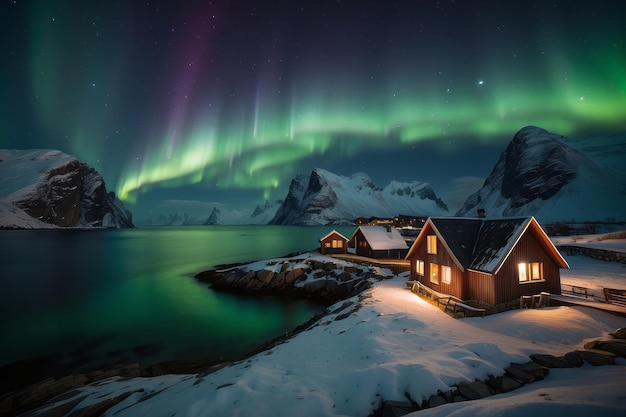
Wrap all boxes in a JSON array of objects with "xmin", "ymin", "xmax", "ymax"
[{"xmin": 35, "ymin": 248, "xmax": 626, "ymax": 417}]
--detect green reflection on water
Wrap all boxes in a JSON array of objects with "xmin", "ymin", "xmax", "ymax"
[{"xmin": 1, "ymin": 226, "xmax": 354, "ymax": 373}]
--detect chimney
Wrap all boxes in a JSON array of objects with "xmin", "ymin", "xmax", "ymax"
[{"xmin": 477, "ymin": 208, "xmax": 486, "ymax": 218}]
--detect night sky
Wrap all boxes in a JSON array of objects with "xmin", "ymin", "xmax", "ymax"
[{"xmin": 2, "ymin": 1, "xmax": 625, "ymax": 220}]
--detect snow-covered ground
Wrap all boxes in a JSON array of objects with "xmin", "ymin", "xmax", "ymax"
[{"xmin": 26, "ymin": 238, "xmax": 626, "ymax": 417}]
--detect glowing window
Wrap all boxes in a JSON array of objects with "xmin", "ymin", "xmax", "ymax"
[
  {"xmin": 441, "ymin": 265, "xmax": 451, "ymax": 285},
  {"xmin": 518, "ymin": 262, "xmax": 544, "ymax": 282},
  {"xmin": 430, "ymin": 263, "xmax": 439, "ymax": 284},
  {"xmin": 332, "ymin": 239, "xmax": 343, "ymax": 248},
  {"xmin": 427, "ymin": 235, "xmax": 437, "ymax": 254},
  {"xmin": 415, "ymin": 260, "xmax": 424, "ymax": 276}
]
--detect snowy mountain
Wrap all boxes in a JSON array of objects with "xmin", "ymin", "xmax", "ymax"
[
  {"xmin": 140, "ymin": 200, "xmax": 281, "ymax": 226},
  {"xmin": 270, "ymin": 168, "xmax": 449, "ymax": 225},
  {"xmin": 204, "ymin": 200, "xmax": 281, "ymax": 225},
  {"xmin": 0, "ymin": 149, "xmax": 133, "ymax": 229},
  {"xmin": 455, "ymin": 126, "xmax": 626, "ymax": 223}
]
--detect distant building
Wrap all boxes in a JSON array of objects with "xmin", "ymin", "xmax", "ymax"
[
  {"xmin": 405, "ymin": 217, "xmax": 569, "ymax": 310},
  {"xmin": 349, "ymin": 225, "xmax": 409, "ymax": 259},
  {"xmin": 319, "ymin": 229, "xmax": 349, "ymax": 255}
]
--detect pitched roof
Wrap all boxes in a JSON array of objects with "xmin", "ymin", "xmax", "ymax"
[
  {"xmin": 353, "ymin": 226, "xmax": 408, "ymax": 250},
  {"xmin": 407, "ymin": 217, "xmax": 569, "ymax": 273},
  {"xmin": 319, "ymin": 229, "xmax": 349, "ymax": 242}
]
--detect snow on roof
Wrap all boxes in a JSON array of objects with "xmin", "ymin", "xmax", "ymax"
[
  {"xmin": 319, "ymin": 229, "xmax": 349, "ymax": 242},
  {"xmin": 356, "ymin": 225, "xmax": 408, "ymax": 250},
  {"xmin": 425, "ymin": 217, "xmax": 565, "ymax": 273}
]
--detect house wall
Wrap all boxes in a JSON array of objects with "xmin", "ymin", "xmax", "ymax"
[
  {"xmin": 492, "ymin": 230, "xmax": 562, "ymax": 305},
  {"xmin": 320, "ymin": 233, "xmax": 348, "ymax": 255},
  {"xmin": 409, "ymin": 234, "xmax": 465, "ymax": 299},
  {"xmin": 350, "ymin": 229, "xmax": 372, "ymax": 257},
  {"xmin": 466, "ymin": 271, "xmax": 495, "ymax": 305}
]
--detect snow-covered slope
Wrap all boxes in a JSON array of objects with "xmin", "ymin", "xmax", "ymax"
[
  {"xmin": 456, "ymin": 126, "xmax": 626, "ymax": 223},
  {"xmin": 0, "ymin": 149, "xmax": 133, "ymax": 229},
  {"xmin": 270, "ymin": 168, "xmax": 449, "ymax": 225}
]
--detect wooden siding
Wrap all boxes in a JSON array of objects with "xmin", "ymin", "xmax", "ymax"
[
  {"xmin": 466, "ymin": 271, "xmax": 495, "ymax": 305},
  {"xmin": 493, "ymin": 229, "xmax": 562, "ymax": 305},
  {"xmin": 320, "ymin": 232, "xmax": 348, "ymax": 255},
  {"xmin": 408, "ymin": 234, "xmax": 465, "ymax": 299},
  {"xmin": 350, "ymin": 229, "xmax": 372, "ymax": 258}
]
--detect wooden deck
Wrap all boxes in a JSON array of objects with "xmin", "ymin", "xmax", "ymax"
[{"xmin": 551, "ymin": 294, "xmax": 626, "ymax": 316}]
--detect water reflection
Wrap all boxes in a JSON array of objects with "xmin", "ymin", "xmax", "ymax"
[{"xmin": 0, "ymin": 226, "xmax": 354, "ymax": 375}]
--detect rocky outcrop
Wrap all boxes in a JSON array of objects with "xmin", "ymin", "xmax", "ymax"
[
  {"xmin": 0, "ymin": 149, "xmax": 133, "ymax": 228},
  {"xmin": 380, "ymin": 326, "xmax": 626, "ymax": 416},
  {"xmin": 196, "ymin": 255, "xmax": 384, "ymax": 303}
]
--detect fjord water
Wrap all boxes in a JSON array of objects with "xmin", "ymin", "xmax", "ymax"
[{"xmin": 0, "ymin": 226, "xmax": 354, "ymax": 376}]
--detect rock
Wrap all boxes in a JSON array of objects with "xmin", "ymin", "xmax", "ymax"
[
  {"xmin": 610, "ymin": 327, "xmax": 626, "ymax": 339},
  {"xmin": 324, "ymin": 262, "xmax": 336, "ymax": 271},
  {"xmin": 285, "ymin": 268, "xmax": 304, "ymax": 285},
  {"xmin": 314, "ymin": 270, "xmax": 329, "ymax": 278},
  {"xmin": 304, "ymin": 279, "xmax": 326, "ymax": 293},
  {"xmin": 574, "ymin": 349, "xmax": 616, "ymax": 366},
  {"xmin": 427, "ymin": 394, "xmax": 447, "ymax": 408},
  {"xmin": 488, "ymin": 375, "xmax": 523, "ymax": 393},
  {"xmin": 343, "ymin": 265, "xmax": 359, "ymax": 274},
  {"xmin": 583, "ymin": 339, "xmax": 626, "ymax": 357},
  {"xmin": 280, "ymin": 262, "xmax": 290, "ymax": 272},
  {"xmin": 337, "ymin": 271, "xmax": 353, "ymax": 282},
  {"xmin": 381, "ymin": 401, "xmax": 418, "ymax": 417},
  {"xmin": 505, "ymin": 362, "xmax": 546, "ymax": 383},
  {"xmin": 257, "ymin": 269, "xmax": 275, "ymax": 284},
  {"xmin": 529, "ymin": 353, "xmax": 574, "ymax": 368},
  {"xmin": 561, "ymin": 351, "xmax": 584, "ymax": 367},
  {"xmin": 457, "ymin": 380, "xmax": 493, "ymax": 400}
]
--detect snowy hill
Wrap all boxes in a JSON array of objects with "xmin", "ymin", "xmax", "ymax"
[
  {"xmin": 270, "ymin": 168, "xmax": 449, "ymax": 225},
  {"xmin": 456, "ymin": 126, "xmax": 626, "ymax": 223},
  {"xmin": 0, "ymin": 149, "xmax": 133, "ymax": 229}
]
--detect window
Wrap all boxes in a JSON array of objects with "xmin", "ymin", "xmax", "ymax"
[
  {"xmin": 441, "ymin": 265, "xmax": 451, "ymax": 285},
  {"xmin": 415, "ymin": 260, "xmax": 424, "ymax": 276},
  {"xmin": 518, "ymin": 262, "xmax": 544, "ymax": 282},
  {"xmin": 324, "ymin": 242, "xmax": 331, "ymax": 248},
  {"xmin": 430, "ymin": 263, "xmax": 439, "ymax": 284},
  {"xmin": 332, "ymin": 239, "xmax": 343, "ymax": 248},
  {"xmin": 427, "ymin": 235, "xmax": 437, "ymax": 254}
]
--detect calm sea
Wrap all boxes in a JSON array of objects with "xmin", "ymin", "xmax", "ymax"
[{"xmin": 0, "ymin": 225, "xmax": 355, "ymax": 376}]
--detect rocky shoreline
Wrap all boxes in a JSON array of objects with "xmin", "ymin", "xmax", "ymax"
[{"xmin": 194, "ymin": 252, "xmax": 389, "ymax": 303}]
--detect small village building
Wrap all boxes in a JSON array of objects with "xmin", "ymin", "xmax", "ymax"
[
  {"xmin": 349, "ymin": 225, "xmax": 409, "ymax": 259},
  {"xmin": 319, "ymin": 229, "xmax": 349, "ymax": 255},
  {"xmin": 405, "ymin": 217, "xmax": 569, "ymax": 310}
]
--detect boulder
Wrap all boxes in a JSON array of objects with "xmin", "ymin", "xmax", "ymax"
[
  {"xmin": 529, "ymin": 353, "xmax": 574, "ymax": 368},
  {"xmin": 574, "ymin": 349, "xmax": 616, "ymax": 366},
  {"xmin": 280, "ymin": 262, "xmax": 290, "ymax": 273},
  {"xmin": 561, "ymin": 351, "xmax": 584, "ymax": 367},
  {"xmin": 324, "ymin": 262, "xmax": 336, "ymax": 271},
  {"xmin": 583, "ymin": 339, "xmax": 626, "ymax": 357},
  {"xmin": 505, "ymin": 362, "xmax": 546, "ymax": 383},
  {"xmin": 257, "ymin": 269, "xmax": 275, "ymax": 284},
  {"xmin": 457, "ymin": 380, "xmax": 493, "ymax": 400},
  {"xmin": 343, "ymin": 265, "xmax": 359, "ymax": 274},
  {"xmin": 337, "ymin": 271, "xmax": 353, "ymax": 282},
  {"xmin": 610, "ymin": 327, "xmax": 626, "ymax": 339},
  {"xmin": 427, "ymin": 394, "xmax": 447, "ymax": 408},
  {"xmin": 488, "ymin": 375, "xmax": 523, "ymax": 393}
]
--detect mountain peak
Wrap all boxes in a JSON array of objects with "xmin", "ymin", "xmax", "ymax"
[
  {"xmin": 456, "ymin": 126, "xmax": 626, "ymax": 222},
  {"xmin": 270, "ymin": 169, "xmax": 449, "ymax": 225}
]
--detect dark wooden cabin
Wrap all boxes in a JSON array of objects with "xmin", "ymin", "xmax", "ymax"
[
  {"xmin": 319, "ymin": 229, "xmax": 349, "ymax": 255},
  {"xmin": 405, "ymin": 217, "xmax": 569, "ymax": 310},
  {"xmin": 349, "ymin": 225, "xmax": 409, "ymax": 259}
]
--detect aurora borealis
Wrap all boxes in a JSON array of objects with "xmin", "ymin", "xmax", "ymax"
[{"xmin": 2, "ymin": 1, "xmax": 625, "ymax": 218}]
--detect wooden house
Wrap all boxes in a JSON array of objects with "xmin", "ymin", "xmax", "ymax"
[
  {"xmin": 319, "ymin": 229, "xmax": 349, "ymax": 255},
  {"xmin": 405, "ymin": 217, "xmax": 569, "ymax": 309},
  {"xmin": 349, "ymin": 225, "xmax": 409, "ymax": 259}
]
